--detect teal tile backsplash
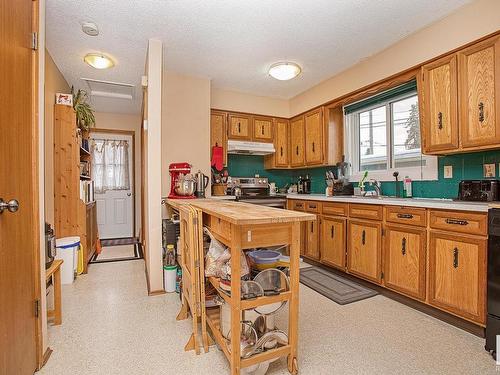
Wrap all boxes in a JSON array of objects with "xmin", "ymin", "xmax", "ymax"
[{"xmin": 228, "ymin": 150, "xmax": 500, "ymax": 198}]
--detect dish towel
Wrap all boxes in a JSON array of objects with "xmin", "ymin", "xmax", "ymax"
[{"xmin": 211, "ymin": 145, "xmax": 224, "ymax": 172}]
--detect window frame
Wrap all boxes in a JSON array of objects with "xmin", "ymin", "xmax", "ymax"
[{"xmin": 344, "ymin": 90, "xmax": 437, "ymax": 182}]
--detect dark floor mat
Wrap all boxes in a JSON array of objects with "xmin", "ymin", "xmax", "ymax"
[{"xmin": 300, "ymin": 266, "xmax": 378, "ymax": 305}]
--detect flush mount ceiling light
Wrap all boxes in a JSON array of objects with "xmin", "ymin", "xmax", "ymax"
[
  {"xmin": 268, "ymin": 62, "xmax": 301, "ymax": 81},
  {"xmin": 84, "ymin": 53, "xmax": 114, "ymax": 69}
]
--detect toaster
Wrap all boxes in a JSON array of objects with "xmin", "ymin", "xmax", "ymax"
[{"xmin": 458, "ymin": 180, "xmax": 500, "ymax": 202}]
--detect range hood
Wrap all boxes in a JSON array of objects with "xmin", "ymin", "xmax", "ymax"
[{"xmin": 227, "ymin": 140, "xmax": 275, "ymax": 155}]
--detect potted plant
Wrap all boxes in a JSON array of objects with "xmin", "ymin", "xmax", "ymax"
[{"xmin": 71, "ymin": 86, "xmax": 95, "ymax": 131}]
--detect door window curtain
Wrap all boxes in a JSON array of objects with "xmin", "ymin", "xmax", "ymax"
[{"xmin": 91, "ymin": 139, "xmax": 130, "ymax": 193}]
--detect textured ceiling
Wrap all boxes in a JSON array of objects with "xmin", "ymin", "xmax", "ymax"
[{"xmin": 46, "ymin": 0, "xmax": 472, "ymax": 114}]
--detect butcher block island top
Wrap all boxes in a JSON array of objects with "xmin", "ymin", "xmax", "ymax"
[{"xmin": 167, "ymin": 198, "xmax": 315, "ymax": 225}]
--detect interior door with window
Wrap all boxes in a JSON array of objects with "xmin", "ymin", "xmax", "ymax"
[
  {"xmin": 91, "ymin": 133, "xmax": 134, "ymax": 239},
  {"xmin": 0, "ymin": 0, "xmax": 39, "ymax": 373}
]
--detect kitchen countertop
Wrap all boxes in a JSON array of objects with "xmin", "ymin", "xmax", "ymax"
[
  {"xmin": 286, "ymin": 193, "xmax": 491, "ymax": 212},
  {"xmin": 166, "ymin": 198, "xmax": 315, "ymax": 225}
]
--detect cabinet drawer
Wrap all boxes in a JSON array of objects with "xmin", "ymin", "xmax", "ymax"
[
  {"xmin": 322, "ymin": 202, "xmax": 348, "ymax": 217},
  {"xmin": 385, "ymin": 206, "xmax": 427, "ymax": 227},
  {"xmin": 349, "ymin": 203, "xmax": 383, "ymax": 221},
  {"xmin": 209, "ymin": 216, "xmax": 232, "ymax": 241},
  {"xmin": 429, "ymin": 210, "xmax": 487, "ymax": 236},
  {"xmin": 305, "ymin": 201, "xmax": 321, "ymax": 213},
  {"xmin": 290, "ymin": 200, "xmax": 305, "ymax": 211}
]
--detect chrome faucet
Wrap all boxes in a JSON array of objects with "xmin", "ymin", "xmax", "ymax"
[{"xmin": 368, "ymin": 179, "xmax": 382, "ymax": 197}]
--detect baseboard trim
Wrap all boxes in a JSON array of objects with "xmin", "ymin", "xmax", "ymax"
[{"xmin": 148, "ymin": 289, "xmax": 167, "ymax": 296}]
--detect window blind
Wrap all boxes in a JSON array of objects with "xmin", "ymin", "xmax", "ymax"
[{"xmin": 343, "ymin": 80, "xmax": 417, "ymax": 115}]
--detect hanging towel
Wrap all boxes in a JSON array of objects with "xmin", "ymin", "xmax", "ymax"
[{"xmin": 211, "ymin": 145, "xmax": 224, "ymax": 172}]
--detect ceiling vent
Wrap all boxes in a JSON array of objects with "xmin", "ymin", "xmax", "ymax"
[{"xmin": 81, "ymin": 78, "xmax": 135, "ymax": 100}]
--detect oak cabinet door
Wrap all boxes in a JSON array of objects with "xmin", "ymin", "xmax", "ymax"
[
  {"xmin": 429, "ymin": 232, "xmax": 486, "ymax": 324},
  {"xmin": 290, "ymin": 116, "xmax": 305, "ymax": 167},
  {"xmin": 274, "ymin": 119, "xmax": 289, "ymax": 167},
  {"xmin": 458, "ymin": 35, "xmax": 500, "ymax": 148},
  {"xmin": 305, "ymin": 216, "xmax": 320, "ymax": 260},
  {"xmin": 384, "ymin": 225, "xmax": 426, "ymax": 300},
  {"xmin": 421, "ymin": 54, "xmax": 459, "ymax": 153},
  {"xmin": 304, "ymin": 108, "xmax": 323, "ymax": 165},
  {"xmin": 228, "ymin": 114, "xmax": 252, "ymax": 140},
  {"xmin": 347, "ymin": 220, "xmax": 382, "ymax": 284},
  {"xmin": 320, "ymin": 216, "xmax": 346, "ymax": 269},
  {"xmin": 210, "ymin": 111, "xmax": 227, "ymax": 166},
  {"xmin": 253, "ymin": 117, "xmax": 273, "ymax": 142}
]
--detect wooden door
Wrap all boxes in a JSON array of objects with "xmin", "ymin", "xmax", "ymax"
[
  {"xmin": 290, "ymin": 116, "xmax": 305, "ymax": 167},
  {"xmin": 320, "ymin": 216, "xmax": 346, "ymax": 269},
  {"xmin": 210, "ymin": 111, "xmax": 227, "ymax": 166},
  {"xmin": 347, "ymin": 220, "xmax": 382, "ymax": 283},
  {"xmin": 304, "ymin": 108, "xmax": 323, "ymax": 165},
  {"xmin": 253, "ymin": 116, "xmax": 273, "ymax": 142},
  {"xmin": 428, "ymin": 232, "xmax": 486, "ymax": 324},
  {"xmin": 384, "ymin": 225, "xmax": 426, "ymax": 300},
  {"xmin": 274, "ymin": 119, "xmax": 289, "ymax": 167},
  {"xmin": 0, "ymin": 0, "xmax": 39, "ymax": 373},
  {"xmin": 458, "ymin": 35, "xmax": 500, "ymax": 148},
  {"xmin": 228, "ymin": 114, "xmax": 252, "ymax": 140},
  {"xmin": 305, "ymin": 216, "xmax": 319, "ymax": 260},
  {"xmin": 421, "ymin": 54, "xmax": 459, "ymax": 153}
]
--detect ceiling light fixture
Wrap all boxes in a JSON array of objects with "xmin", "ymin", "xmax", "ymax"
[
  {"xmin": 84, "ymin": 53, "xmax": 115, "ymax": 69},
  {"xmin": 268, "ymin": 62, "xmax": 301, "ymax": 81}
]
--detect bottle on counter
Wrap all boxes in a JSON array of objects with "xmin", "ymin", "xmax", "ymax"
[
  {"xmin": 403, "ymin": 175, "xmax": 412, "ymax": 198},
  {"xmin": 297, "ymin": 176, "xmax": 304, "ymax": 194},
  {"xmin": 304, "ymin": 174, "xmax": 311, "ymax": 194}
]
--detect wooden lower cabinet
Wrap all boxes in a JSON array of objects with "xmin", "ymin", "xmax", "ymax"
[
  {"xmin": 384, "ymin": 225, "xmax": 426, "ymax": 301},
  {"xmin": 347, "ymin": 219, "xmax": 382, "ymax": 284},
  {"xmin": 428, "ymin": 231, "xmax": 487, "ymax": 324},
  {"xmin": 320, "ymin": 216, "xmax": 346, "ymax": 269},
  {"xmin": 305, "ymin": 216, "xmax": 320, "ymax": 260}
]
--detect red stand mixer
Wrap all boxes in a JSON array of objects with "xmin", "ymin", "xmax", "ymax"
[{"xmin": 168, "ymin": 162, "xmax": 197, "ymax": 199}]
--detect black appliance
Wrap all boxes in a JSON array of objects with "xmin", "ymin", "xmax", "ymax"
[
  {"xmin": 45, "ymin": 222, "xmax": 56, "ymax": 269},
  {"xmin": 227, "ymin": 177, "xmax": 287, "ymax": 209},
  {"xmin": 458, "ymin": 180, "xmax": 500, "ymax": 202},
  {"xmin": 486, "ymin": 209, "xmax": 500, "ymax": 359}
]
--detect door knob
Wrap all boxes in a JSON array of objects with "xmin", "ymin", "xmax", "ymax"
[
  {"xmin": 127, "ymin": 193, "xmax": 132, "ymax": 197},
  {"xmin": 0, "ymin": 198, "xmax": 19, "ymax": 214}
]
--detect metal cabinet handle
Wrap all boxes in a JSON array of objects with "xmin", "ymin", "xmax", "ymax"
[
  {"xmin": 312, "ymin": 142, "xmax": 315, "ymax": 153},
  {"xmin": 445, "ymin": 218, "xmax": 469, "ymax": 226},
  {"xmin": 479, "ymin": 102, "xmax": 485, "ymax": 123},
  {"xmin": 261, "ymin": 125, "xmax": 264, "ymax": 135},
  {"xmin": 361, "ymin": 230, "xmax": 366, "ymax": 245},
  {"xmin": 397, "ymin": 213, "xmax": 413, "ymax": 219},
  {"xmin": 0, "ymin": 198, "xmax": 19, "ymax": 214},
  {"xmin": 238, "ymin": 122, "xmax": 241, "ymax": 133},
  {"xmin": 309, "ymin": 204, "xmax": 316, "ymax": 209},
  {"xmin": 331, "ymin": 225, "xmax": 334, "ymax": 238},
  {"xmin": 438, "ymin": 112, "xmax": 443, "ymax": 130},
  {"xmin": 453, "ymin": 247, "xmax": 459, "ymax": 268},
  {"xmin": 310, "ymin": 222, "xmax": 314, "ymax": 233},
  {"xmin": 280, "ymin": 146, "xmax": 283, "ymax": 157},
  {"xmin": 296, "ymin": 145, "xmax": 299, "ymax": 155},
  {"xmin": 402, "ymin": 237, "xmax": 406, "ymax": 256}
]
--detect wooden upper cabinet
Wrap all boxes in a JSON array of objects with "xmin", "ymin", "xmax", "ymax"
[
  {"xmin": 347, "ymin": 219, "xmax": 382, "ymax": 284},
  {"xmin": 458, "ymin": 35, "xmax": 500, "ymax": 149},
  {"xmin": 253, "ymin": 116, "xmax": 273, "ymax": 142},
  {"xmin": 210, "ymin": 111, "xmax": 227, "ymax": 166},
  {"xmin": 304, "ymin": 108, "xmax": 323, "ymax": 165},
  {"xmin": 428, "ymin": 232, "xmax": 486, "ymax": 325},
  {"xmin": 384, "ymin": 225, "xmax": 426, "ymax": 301},
  {"xmin": 421, "ymin": 54, "xmax": 459, "ymax": 153},
  {"xmin": 290, "ymin": 116, "xmax": 305, "ymax": 167},
  {"xmin": 274, "ymin": 119, "xmax": 289, "ymax": 167},
  {"xmin": 228, "ymin": 114, "xmax": 252, "ymax": 140},
  {"xmin": 321, "ymin": 216, "xmax": 346, "ymax": 270}
]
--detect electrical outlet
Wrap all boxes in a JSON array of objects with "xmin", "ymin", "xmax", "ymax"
[
  {"xmin": 484, "ymin": 163, "xmax": 496, "ymax": 178},
  {"xmin": 444, "ymin": 165, "xmax": 453, "ymax": 179}
]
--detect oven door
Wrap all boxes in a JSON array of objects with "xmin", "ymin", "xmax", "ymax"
[{"xmin": 238, "ymin": 198, "xmax": 287, "ymax": 209}]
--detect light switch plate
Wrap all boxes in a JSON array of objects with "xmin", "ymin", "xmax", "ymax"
[
  {"xmin": 484, "ymin": 163, "xmax": 496, "ymax": 178},
  {"xmin": 444, "ymin": 165, "xmax": 453, "ymax": 179}
]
